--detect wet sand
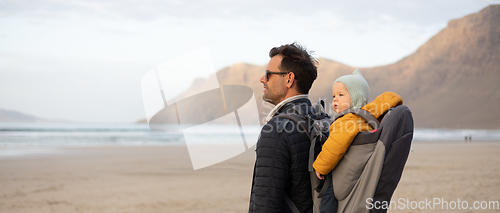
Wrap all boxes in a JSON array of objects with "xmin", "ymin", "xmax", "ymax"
[{"xmin": 0, "ymin": 142, "xmax": 499, "ymax": 212}]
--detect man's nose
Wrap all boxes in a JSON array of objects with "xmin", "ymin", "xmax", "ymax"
[{"xmin": 260, "ymin": 75, "xmax": 266, "ymax": 83}]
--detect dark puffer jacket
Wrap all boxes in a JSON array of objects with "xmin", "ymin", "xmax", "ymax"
[{"xmin": 249, "ymin": 98, "xmax": 315, "ymax": 213}]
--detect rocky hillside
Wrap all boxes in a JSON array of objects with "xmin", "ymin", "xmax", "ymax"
[
  {"xmin": 143, "ymin": 5, "xmax": 500, "ymax": 129},
  {"xmin": 355, "ymin": 4, "xmax": 500, "ymax": 129},
  {"xmin": 0, "ymin": 109, "xmax": 41, "ymax": 122}
]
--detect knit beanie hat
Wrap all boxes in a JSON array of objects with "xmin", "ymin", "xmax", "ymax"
[{"xmin": 333, "ymin": 69, "xmax": 370, "ymax": 109}]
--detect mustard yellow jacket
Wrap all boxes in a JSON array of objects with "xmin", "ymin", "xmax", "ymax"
[{"xmin": 313, "ymin": 92, "xmax": 403, "ymax": 175}]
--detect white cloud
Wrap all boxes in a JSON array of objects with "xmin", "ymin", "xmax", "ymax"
[{"xmin": 0, "ymin": 0, "xmax": 497, "ymax": 122}]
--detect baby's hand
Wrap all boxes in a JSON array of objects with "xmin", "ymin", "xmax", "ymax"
[{"xmin": 315, "ymin": 170, "xmax": 324, "ymax": 180}]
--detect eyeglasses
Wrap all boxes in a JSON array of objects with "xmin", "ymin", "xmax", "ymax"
[{"xmin": 265, "ymin": 70, "xmax": 290, "ymax": 81}]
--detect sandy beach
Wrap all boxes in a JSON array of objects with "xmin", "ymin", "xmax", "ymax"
[{"xmin": 1, "ymin": 142, "xmax": 499, "ymax": 213}]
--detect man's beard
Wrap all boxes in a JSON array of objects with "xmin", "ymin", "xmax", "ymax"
[{"xmin": 263, "ymin": 86, "xmax": 286, "ymax": 105}]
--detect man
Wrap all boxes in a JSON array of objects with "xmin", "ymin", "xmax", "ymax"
[{"xmin": 249, "ymin": 43, "xmax": 318, "ymax": 213}]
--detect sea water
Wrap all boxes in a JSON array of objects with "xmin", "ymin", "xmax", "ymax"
[
  {"xmin": 0, "ymin": 122, "xmax": 260, "ymax": 147},
  {"xmin": 1, "ymin": 122, "xmax": 499, "ymax": 147}
]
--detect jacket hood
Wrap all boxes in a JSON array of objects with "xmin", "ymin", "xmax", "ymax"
[{"xmin": 363, "ymin": 92, "xmax": 403, "ymax": 119}]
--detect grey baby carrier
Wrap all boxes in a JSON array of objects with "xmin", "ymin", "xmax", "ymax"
[
  {"xmin": 277, "ymin": 103, "xmax": 414, "ymax": 213},
  {"xmin": 331, "ymin": 105, "xmax": 414, "ymax": 213}
]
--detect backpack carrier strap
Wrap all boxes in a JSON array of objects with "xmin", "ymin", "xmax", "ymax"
[
  {"xmin": 276, "ymin": 113, "xmax": 311, "ymax": 213},
  {"xmin": 335, "ymin": 108, "xmax": 380, "ymax": 130},
  {"xmin": 275, "ymin": 109, "xmax": 332, "ymax": 193},
  {"xmin": 275, "ymin": 113, "xmax": 317, "ymax": 172},
  {"xmin": 275, "ymin": 102, "xmax": 334, "ymax": 212},
  {"xmin": 315, "ymin": 100, "xmax": 326, "ymax": 120},
  {"xmin": 276, "ymin": 113, "xmax": 311, "ymax": 139},
  {"xmin": 284, "ymin": 193, "xmax": 301, "ymax": 213},
  {"xmin": 314, "ymin": 173, "xmax": 332, "ymax": 197}
]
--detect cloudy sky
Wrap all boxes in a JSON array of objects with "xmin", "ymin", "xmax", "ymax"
[{"xmin": 0, "ymin": 0, "xmax": 497, "ymax": 123}]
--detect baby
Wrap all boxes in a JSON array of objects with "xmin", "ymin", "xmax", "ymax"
[{"xmin": 313, "ymin": 69, "xmax": 403, "ymax": 179}]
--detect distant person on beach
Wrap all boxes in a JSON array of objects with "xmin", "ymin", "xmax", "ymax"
[
  {"xmin": 312, "ymin": 70, "xmax": 403, "ymax": 212},
  {"xmin": 248, "ymin": 42, "xmax": 318, "ymax": 212}
]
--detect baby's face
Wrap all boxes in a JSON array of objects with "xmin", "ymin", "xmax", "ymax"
[{"xmin": 332, "ymin": 82, "xmax": 351, "ymax": 114}]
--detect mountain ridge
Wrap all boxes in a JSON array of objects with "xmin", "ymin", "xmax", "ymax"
[
  {"xmin": 0, "ymin": 109, "xmax": 65, "ymax": 123},
  {"xmin": 140, "ymin": 5, "xmax": 500, "ymax": 129}
]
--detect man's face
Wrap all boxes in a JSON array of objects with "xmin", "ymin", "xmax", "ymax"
[{"xmin": 260, "ymin": 55, "xmax": 287, "ymax": 105}]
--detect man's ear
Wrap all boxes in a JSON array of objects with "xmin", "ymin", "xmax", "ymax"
[{"xmin": 285, "ymin": 72, "xmax": 295, "ymax": 89}]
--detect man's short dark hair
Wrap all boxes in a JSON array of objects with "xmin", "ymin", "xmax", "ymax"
[{"xmin": 269, "ymin": 42, "xmax": 318, "ymax": 94}]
